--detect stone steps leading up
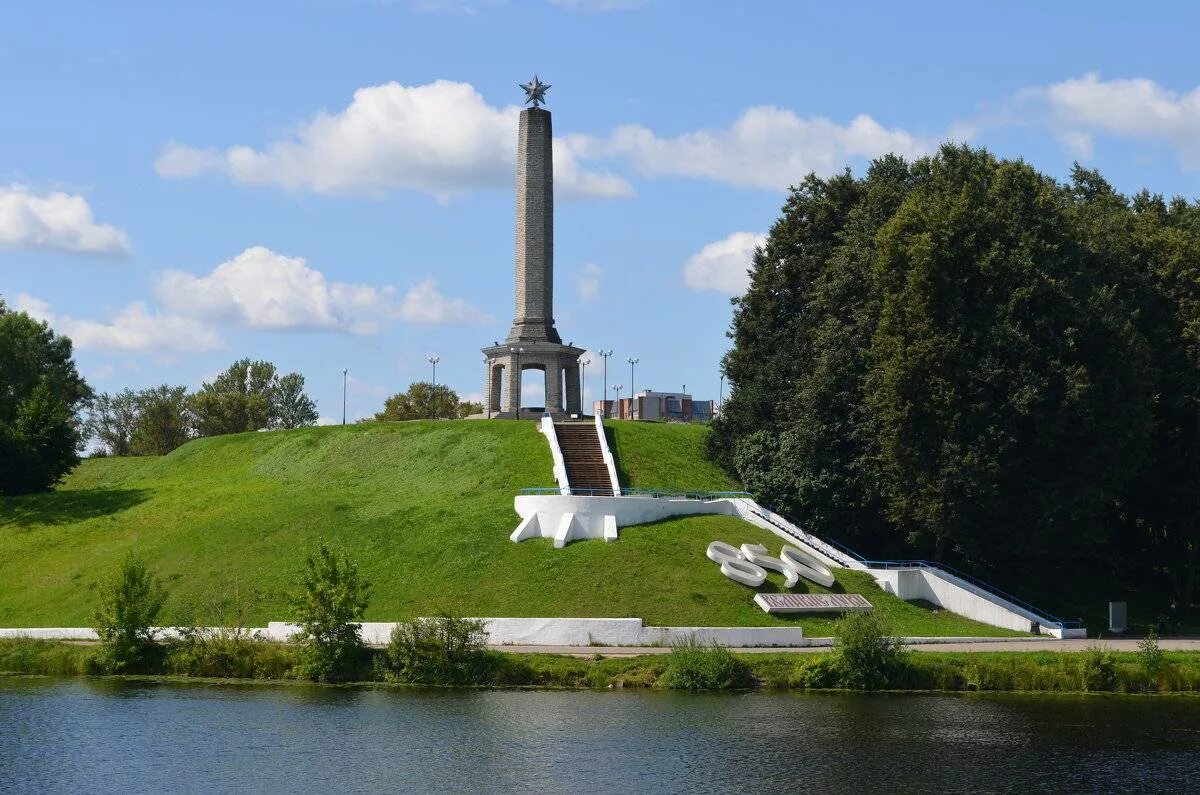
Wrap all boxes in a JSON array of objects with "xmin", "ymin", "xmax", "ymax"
[{"xmin": 554, "ymin": 423, "xmax": 613, "ymax": 494}]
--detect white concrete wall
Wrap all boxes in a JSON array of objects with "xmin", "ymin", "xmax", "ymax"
[
  {"xmin": 539, "ymin": 416, "xmax": 570, "ymax": 494},
  {"xmin": 594, "ymin": 414, "xmax": 623, "ymax": 494},
  {"xmin": 870, "ymin": 567, "xmax": 1084, "ymax": 637}
]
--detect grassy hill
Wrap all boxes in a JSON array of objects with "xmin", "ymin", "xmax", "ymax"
[{"xmin": 0, "ymin": 420, "xmax": 1015, "ymax": 636}]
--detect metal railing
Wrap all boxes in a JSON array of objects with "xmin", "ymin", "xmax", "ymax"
[{"xmin": 518, "ymin": 486, "xmax": 752, "ymax": 501}]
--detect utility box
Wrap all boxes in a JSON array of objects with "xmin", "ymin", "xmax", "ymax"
[{"xmin": 1109, "ymin": 601, "xmax": 1128, "ymax": 634}]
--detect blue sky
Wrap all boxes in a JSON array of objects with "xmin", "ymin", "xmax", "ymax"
[{"xmin": 4, "ymin": 1, "xmax": 1200, "ymax": 422}]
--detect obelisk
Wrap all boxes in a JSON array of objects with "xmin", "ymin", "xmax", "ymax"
[
  {"xmin": 508, "ymin": 87, "xmax": 559, "ymax": 343},
  {"xmin": 482, "ymin": 76, "xmax": 584, "ymax": 418}
]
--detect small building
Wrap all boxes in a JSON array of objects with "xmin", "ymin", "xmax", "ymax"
[{"xmin": 592, "ymin": 390, "xmax": 715, "ymax": 422}]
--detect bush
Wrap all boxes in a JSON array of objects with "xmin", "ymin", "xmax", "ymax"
[
  {"xmin": 91, "ymin": 554, "xmax": 168, "ymax": 674},
  {"xmin": 659, "ymin": 636, "xmax": 753, "ymax": 690},
  {"xmin": 0, "ymin": 638, "xmax": 94, "ymax": 676},
  {"xmin": 289, "ymin": 543, "xmax": 371, "ymax": 682},
  {"xmin": 378, "ymin": 614, "xmax": 492, "ymax": 685},
  {"xmin": 1137, "ymin": 630, "xmax": 1164, "ymax": 680},
  {"xmin": 1081, "ymin": 646, "xmax": 1117, "ymax": 692},
  {"xmin": 166, "ymin": 629, "xmax": 295, "ymax": 680},
  {"xmin": 829, "ymin": 612, "xmax": 905, "ymax": 690}
]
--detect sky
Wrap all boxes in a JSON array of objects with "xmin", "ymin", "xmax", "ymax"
[{"xmin": 4, "ymin": 1, "xmax": 1200, "ymax": 423}]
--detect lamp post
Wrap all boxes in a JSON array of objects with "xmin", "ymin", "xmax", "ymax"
[
  {"xmin": 626, "ymin": 357, "xmax": 639, "ymax": 417},
  {"xmin": 427, "ymin": 355, "xmax": 440, "ymax": 387},
  {"xmin": 579, "ymin": 357, "xmax": 591, "ymax": 415},
  {"xmin": 598, "ymin": 349, "xmax": 613, "ymax": 417},
  {"xmin": 612, "ymin": 384, "xmax": 623, "ymax": 419},
  {"xmin": 342, "ymin": 368, "xmax": 348, "ymax": 425},
  {"xmin": 719, "ymin": 374, "xmax": 725, "ymax": 409}
]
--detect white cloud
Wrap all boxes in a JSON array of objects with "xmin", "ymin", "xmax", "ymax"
[
  {"xmin": 399, "ymin": 277, "xmax": 489, "ymax": 324},
  {"xmin": 156, "ymin": 246, "xmax": 400, "ymax": 334},
  {"xmin": 577, "ymin": 262, "xmax": 602, "ymax": 300},
  {"xmin": 0, "ymin": 184, "xmax": 129, "ymax": 256},
  {"xmin": 581, "ymin": 107, "xmax": 933, "ymax": 190},
  {"xmin": 16, "ymin": 293, "xmax": 221, "ymax": 354},
  {"xmin": 683, "ymin": 231, "xmax": 765, "ymax": 295},
  {"xmin": 156, "ymin": 80, "xmax": 631, "ymax": 200},
  {"xmin": 1032, "ymin": 73, "xmax": 1200, "ymax": 166}
]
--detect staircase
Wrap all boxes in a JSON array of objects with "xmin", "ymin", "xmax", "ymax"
[{"xmin": 554, "ymin": 422, "xmax": 614, "ymax": 495}]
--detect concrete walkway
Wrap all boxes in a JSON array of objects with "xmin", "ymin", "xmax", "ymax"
[{"xmin": 490, "ymin": 638, "xmax": 1200, "ymax": 657}]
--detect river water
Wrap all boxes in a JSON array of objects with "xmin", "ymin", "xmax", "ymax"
[{"xmin": 2, "ymin": 677, "xmax": 1198, "ymax": 793}]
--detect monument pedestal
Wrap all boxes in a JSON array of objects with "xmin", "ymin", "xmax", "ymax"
[{"xmin": 483, "ymin": 340, "xmax": 585, "ymax": 418}]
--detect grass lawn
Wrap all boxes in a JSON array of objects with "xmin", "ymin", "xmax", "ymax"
[
  {"xmin": 605, "ymin": 420, "xmax": 739, "ymax": 492},
  {"xmin": 0, "ymin": 420, "xmax": 1015, "ymax": 636}
]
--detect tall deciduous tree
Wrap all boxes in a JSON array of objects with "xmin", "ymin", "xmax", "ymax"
[
  {"xmin": 189, "ymin": 359, "xmax": 318, "ymax": 436},
  {"xmin": 0, "ymin": 298, "xmax": 91, "ymax": 494},
  {"xmin": 131, "ymin": 385, "xmax": 192, "ymax": 455},
  {"xmin": 273, "ymin": 373, "xmax": 319, "ymax": 429}
]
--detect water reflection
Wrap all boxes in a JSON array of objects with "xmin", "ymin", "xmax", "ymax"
[{"xmin": 2, "ymin": 678, "xmax": 1198, "ymax": 793}]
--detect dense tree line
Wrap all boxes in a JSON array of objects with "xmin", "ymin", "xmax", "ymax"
[
  {"xmin": 88, "ymin": 359, "xmax": 320, "ymax": 456},
  {"xmin": 711, "ymin": 145, "xmax": 1200, "ymax": 618}
]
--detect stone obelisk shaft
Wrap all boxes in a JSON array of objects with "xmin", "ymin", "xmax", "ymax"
[{"xmin": 508, "ymin": 106, "xmax": 560, "ymax": 344}]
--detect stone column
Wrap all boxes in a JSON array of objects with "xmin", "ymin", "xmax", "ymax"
[
  {"xmin": 504, "ymin": 355, "xmax": 522, "ymax": 414},
  {"xmin": 564, "ymin": 362, "xmax": 580, "ymax": 415},
  {"xmin": 545, "ymin": 358, "xmax": 562, "ymax": 414},
  {"xmin": 488, "ymin": 362, "xmax": 504, "ymax": 415}
]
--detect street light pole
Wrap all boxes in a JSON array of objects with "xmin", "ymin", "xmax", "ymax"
[
  {"xmin": 427, "ymin": 355, "xmax": 440, "ymax": 388},
  {"xmin": 719, "ymin": 374, "xmax": 725, "ymax": 409},
  {"xmin": 341, "ymin": 368, "xmax": 348, "ymax": 425},
  {"xmin": 626, "ymin": 357, "xmax": 639, "ymax": 417},
  {"xmin": 598, "ymin": 349, "xmax": 613, "ymax": 417},
  {"xmin": 612, "ymin": 384, "xmax": 623, "ymax": 419}
]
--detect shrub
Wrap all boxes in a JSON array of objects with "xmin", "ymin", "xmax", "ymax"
[
  {"xmin": 0, "ymin": 638, "xmax": 94, "ymax": 676},
  {"xmin": 1137, "ymin": 630, "xmax": 1164, "ymax": 680},
  {"xmin": 659, "ymin": 636, "xmax": 753, "ymax": 690},
  {"xmin": 289, "ymin": 543, "xmax": 371, "ymax": 682},
  {"xmin": 91, "ymin": 554, "xmax": 168, "ymax": 674},
  {"xmin": 166, "ymin": 628, "xmax": 295, "ymax": 680},
  {"xmin": 379, "ymin": 615, "xmax": 492, "ymax": 685},
  {"xmin": 1080, "ymin": 646, "xmax": 1117, "ymax": 692},
  {"xmin": 829, "ymin": 612, "xmax": 905, "ymax": 690}
]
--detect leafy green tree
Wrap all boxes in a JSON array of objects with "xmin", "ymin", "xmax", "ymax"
[
  {"xmin": 289, "ymin": 543, "xmax": 371, "ymax": 682},
  {"xmin": 0, "ymin": 301, "xmax": 91, "ymax": 494},
  {"xmin": 189, "ymin": 359, "xmax": 318, "ymax": 437},
  {"xmin": 273, "ymin": 372, "xmax": 319, "ymax": 429},
  {"xmin": 131, "ymin": 385, "xmax": 192, "ymax": 455},
  {"xmin": 380, "ymin": 615, "xmax": 491, "ymax": 685},
  {"xmin": 189, "ymin": 359, "xmax": 278, "ymax": 436},
  {"xmin": 92, "ymin": 554, "xmax": 168, "ymax": 673},
  {"xmin": 87, "ymin": 389, "xmax": 140, "ymax": 456},
  {"xmin": 866, "ymin": 147, "xmax": 1152, "ymax": 566},
  {"xmin": 372, "ymin": 382, "xmax": 460, "ymax": 421}
]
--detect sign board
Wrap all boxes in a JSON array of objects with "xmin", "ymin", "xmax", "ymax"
[{"xmin": 754, "ymin": 593, "xmax": 873, "ymax": 614}]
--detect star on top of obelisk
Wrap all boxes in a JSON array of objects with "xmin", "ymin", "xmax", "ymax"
[{"xmin": 519, "ymin": 75, "xmax": 551, "ymax": 107}]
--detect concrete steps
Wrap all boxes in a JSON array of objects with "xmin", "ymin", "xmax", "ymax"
[{"xmin": 554, "ymin": 422, "xmax": 613, "ymax": 495}]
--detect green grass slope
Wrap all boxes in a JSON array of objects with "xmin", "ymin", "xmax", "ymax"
[{"xmin": 0, "ymin": 420, "xmax": 1015, "ymax": 636}]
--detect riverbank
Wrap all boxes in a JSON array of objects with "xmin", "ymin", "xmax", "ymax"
[{"xmin": 4, "ymin": 638, "xmax": 1199, "ymax": 694}]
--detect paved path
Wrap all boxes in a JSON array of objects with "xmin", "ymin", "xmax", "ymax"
[{"xmin": 490, "ymin": 638, "xmax": 1200, "ymax": 658}]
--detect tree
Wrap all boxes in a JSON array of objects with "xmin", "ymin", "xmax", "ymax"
[
  {"xmin": 289, "ymin": 543, "xmax": 371, "ymax": 682},
  {"xmin": 131, "ymin": 385, "xmax": 192, "ymax": 455},
  {"xmin": 92, "ymin": 554, "xmax": 168, "ymax": 673},
  {"xmin": 273, "ymin": 372, "xmax": 318, "ymax": 429},
  {"xmin": 371, "ymin": 382, "xmax": 461, "ymax": 421},
  {"xmin": 88, "ymin": 389, "xmax": 140, "ymax": 456},
  {"xmin": 0, "ymin": 301, "xmax": 91, "ymax": 494},
  {"xmin": 188, "ymin": 359, "xmax": 317, "ymax": 437},
  {"xmin": 189, "ymin": 359, "xmax": 278, "ymax": 436}
]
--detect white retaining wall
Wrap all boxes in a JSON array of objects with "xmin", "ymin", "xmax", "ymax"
[
  {"xmin": 539, "ymin": 416, "xmax": 570, "ymax": 494},
  {"xmin": 594, "ymin": 415, "xmax": 623, "ymax": 494},
  {"xmin": 871, "ymin": 568, "xmax": 1085, "ymax": 639}
]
